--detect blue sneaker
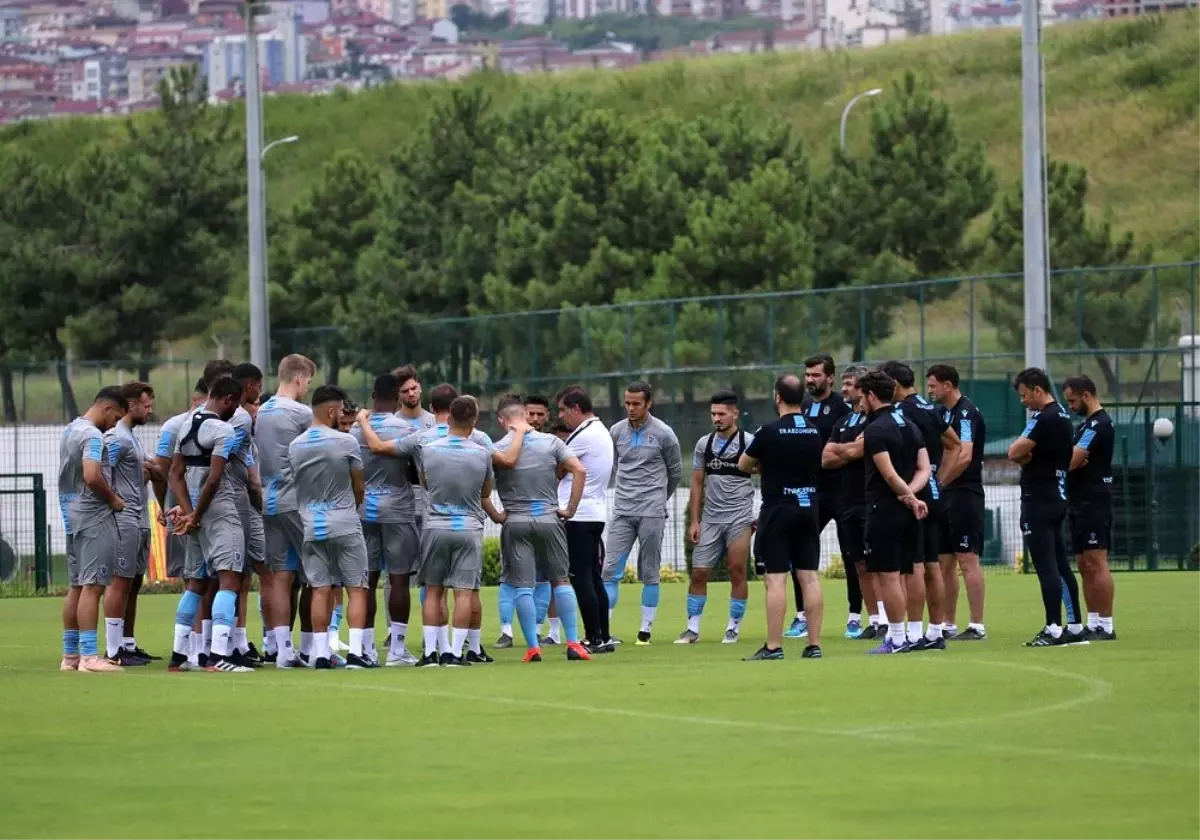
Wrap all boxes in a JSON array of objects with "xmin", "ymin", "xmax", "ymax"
[
  {"xmin": 867, "ymin": 638, "xmax": 909, "ymax": 655},
  {"xmin": 783, "ymin": 618, "xmax": 808, "ymax": 639},
  {"xmin": 844, "ymin": 619, "xmax": 864, "ymax": 639}
]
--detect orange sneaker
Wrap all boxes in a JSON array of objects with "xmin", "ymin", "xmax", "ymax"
[
  {"xmin": 79, "ymin": 655, "xmax": 123, "ymax": 673},
  {"xmin": 59, "ymin": 655, "xmax": 80, "ymax": 671},
  {"xmin": 522, "ymin": 647, "xmax": 543, "ymax": 663},
  {"xmin": 566, "ymin": 642, "xmax": 591, "ymax": 661}
]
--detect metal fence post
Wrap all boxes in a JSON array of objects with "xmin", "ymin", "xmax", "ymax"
[{"xmin": 33, "ymin": 473, "xmax": 48, "ymax": 591}]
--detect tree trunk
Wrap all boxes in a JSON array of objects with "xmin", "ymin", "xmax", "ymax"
[
  {"xmin": 606, "ymin": 377, "xmax": 622, "ymax": 427},
  {"xmin": 326, "ymin": 345, "xmax": 341, "ymax": 387},
  {"xmin": 0, "ymin": 363, "xmax": 16, "ymax": 423},
  {"xmin": 138, "ymin": 333, "xmax": 154, "ymax": 383},
  {"xmin": 55, "ymin": 356, "xmax": 79, "ymax": 420},
  {"xmin": 1082, "ymin": 330, "xmax": 1119, "ymax": 397}
]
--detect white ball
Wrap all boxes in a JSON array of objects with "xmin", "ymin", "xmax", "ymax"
[{"xmin": 1153, "ymin": 417, "xmax": 1175, "ymax": 441}]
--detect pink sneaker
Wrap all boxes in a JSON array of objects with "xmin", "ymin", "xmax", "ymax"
[
  {"xmin": 79, "ymin": 655, "xmax": 123, "ymax": 673},
  {"xmin": 59, "ymin": 655, "xmax": 80, "ymax": 671}
]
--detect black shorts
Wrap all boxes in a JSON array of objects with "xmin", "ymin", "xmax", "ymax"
[
  {"xmin": 864, "ymin": 502, "xmax": 919, "ymax": 575},
  {"xmin": 835, "ymin": 506, "xmax": 866, "ymax": 564},
  {"xmin": 942, "ymin": 490, "xmax": 985, "ymax": 557},
  {"xmin": 1070, "ymin": 503, "xmax": 1112, "ymax": 554},
  {"xmin": 916, "ymin": 490, "xmax": 948, "ymax": 563},
  {"xmin": 756, "ymin": 504, "xmax": 820, "ymax": 574}
]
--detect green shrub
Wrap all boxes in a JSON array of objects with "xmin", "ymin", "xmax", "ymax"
[{"xmin": 481, "ymin": 536, "xmax": 502, "ymax": 586}]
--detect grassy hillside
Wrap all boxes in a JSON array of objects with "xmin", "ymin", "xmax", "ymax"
[{"xmin": 4, "ymin": 12, "xmax": 1197, "ymax": 259}]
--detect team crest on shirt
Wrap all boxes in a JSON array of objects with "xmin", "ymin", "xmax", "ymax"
[{"xmin": 822, "ymin": 405, "xmax": 829, "ymax": 414}]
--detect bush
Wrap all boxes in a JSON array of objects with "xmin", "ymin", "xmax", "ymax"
[
  {"xmin": 821, "ymin": 555, "xmax": 846, "ymax": 580},
  {"xmin": 481, "ymin": 536, "xmax": 502, "ymax": 586},
  {"xmin": 621, "ymin": 564, "xmax": 685, "ymax": 584},
  {"xmin": 1188, "ymin": 543, "xmax": 1199, "ymax": 571}
]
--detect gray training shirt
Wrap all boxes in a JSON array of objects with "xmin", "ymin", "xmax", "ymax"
[
  {"xmin": 156, "ymin": 410, "xmax": 191, "ymax": 509},
  {"xmin": 494, "ymin": 430, "xmax": 572, "ymax": 519},
  {"xmin": 175, "ymin": 413, "xmax": 242, "ymax": 522},
  {"xmin": 105, "ymin": 420, "xmax": 149, "ymax": 529},
  {"xmin": 394, "ymin": 432, "xmax": 493, "ymax": 532},
  {"xmin": 288, "ymin": 425, "xmax": 364, "ymax": 541},
  {"xmin": 225, "ymin": 406, "xmax": 255, "ymax": 514},
  {"xmin": 349, "ymin": 412, "xmax": 417, "ymax": 524},
  {"xmin": 692, "ymin": 430, "xmax": 756, "ymax": 525},
  {"xmin": 255, "ymin": 395, "xmax": 313, "ymax": 515},
  {"xmin": 59, "ymin": 417, "xmax": 112, "ymax": 536},
  {"xmin": 610, "ymin": 415, "xmax": 683, "ymax": 518}
]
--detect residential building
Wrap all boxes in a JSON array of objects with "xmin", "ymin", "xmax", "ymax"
[
  {"xmin": 125, "ymin": 43, "xmax": 197, "ymax": 101},
  {"xmin": 203, "ymin": 24, "xmax": 305, "ymax": 92}
]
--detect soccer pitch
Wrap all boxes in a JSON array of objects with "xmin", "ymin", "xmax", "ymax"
[{"xmin": 1, "ymin": 575, "xmax": 1197, "ymax": 839}]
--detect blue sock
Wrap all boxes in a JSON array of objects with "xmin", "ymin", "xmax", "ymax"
[
  {"xmin": 419, "ymin": 586, "xmax": 427, "ymax": 607},
  {"xmin": 687, "ymin": 593, "xmax": 707, "ymax": 618},
  {"xmin": 331, "ymin": 604, "xmax": 343, "ymax": 632},
  {"xmin": 534, "ymin": 581, "xmax": 552, "ymax": 624},
  {"xmin": 641, "ymin": 583, "xmax": 660, "ymax": 608},
  {"xmin": 729, "ymin": 598, "xmax": 747, "ymax": 623},
  {"xmin": 175, "ymin": 589, "xmax": 201, "ymax": 627},
  {"xmin": 62, "ymin": 629, "xmax": 79, "ymax": 656},
  {"xmin": 553, "ymin": 585, "xmax": 580, "ymax": 643},
  {"xmin": 514, "ymin": 587, "xmax": 539, "ymax": 649},
  {"xmin": 79, "ymin": 629, "xmax": 98, "ymax": 657},
  {"xmin": 604, "ymin": 580, "xmax": 619, "ymax": 609},
  {"xmin": 213, "ymin": 589, "xmax": 237, "ymax": 629},
  {"xmin": 498, "ymin": 583, "xmax": 516, "ymax": 627}
]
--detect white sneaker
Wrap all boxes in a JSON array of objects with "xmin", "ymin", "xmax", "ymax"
[
  {"xmin": 722, "ymin": 628, "xmax": 740, "ymax": 644},
  {"xmin": 386, "ymin": 651, "xmax": 419, "ymax": 667}
]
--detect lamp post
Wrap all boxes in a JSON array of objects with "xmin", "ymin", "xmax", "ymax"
[{"xmin": 839, "ymin": 87, "xmax": 882, "ymax": 150}]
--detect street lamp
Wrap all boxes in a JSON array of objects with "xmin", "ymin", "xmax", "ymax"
[
  {"xmin": 839, "ymin": 87, "xmax": 882, "ymax": 150},
  {"xmin": 261, "ymin": 134, "xmax": 299, "ymax": 161},
  {"xmin": 257, "ymin": 134, "xmax": 299, "ymax": 365}
]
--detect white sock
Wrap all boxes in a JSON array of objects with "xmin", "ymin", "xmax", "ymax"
[
  {"xmin": 173, "ymin": 624, "xmax": 190, "ymax": 656},
  {"xmin": 327, "ymin": 628, "xmax": 339, "ymax": 648},
  {"xmin": 1045, "ymin": 623, "xmax": 1063, "ymax": 639},
  {"xmin": 467, "ymin": 628, "xmax": 481, "ymax": 655},
  {"xmin": 1086, "ymin": 612, "xmax": 1100, "ymax": 630},
  {"xmin": 423, "ymin": 626, "xmax": 440, "ymax": 656},
  {"xmin": 189, "ymin": 631, "xmax": 202, "ymax": 664},
  {"xmin": 349, "ymin": 628, "xmax": 364, "ymax": 657},
  {"xmin": 201, "ymin": 620, "xmax": 213, "ymax": 655},
  {"xmin": 363, "ymin": 627, "xmax": 376, "ymax": 659},
  {"xmin": 726, "ymin": 614, "xmax": 742, "ymax": 632},
  {"xmin": 273, "ymin": 626, "xmax": 294, "ymax": 658},
  {"xmin": 548, "ymin": 617, "xmax": 562, "ymax": 643},
  {"xmin": 264, "ymin": 631, "xmax": 278, "ymax": 655},
  {"xmin": 390, "ymin": 622, "xmax": 408, "ymax": 656},
  {"xmin": 1098, "ymin": 616, "xmax": 1113, "ymax": 633},
  {"xmin": 122, "ymin": 636, "xmax": 136, "ymax": 652},
  {"xmin": 868, "ymin": 613, "xmax": 881, "ymax": 627},
  {"xmin": 968, "ymin": 622, "xmax": 986, "ymax": 632},
  {"xmin": 797, "ymin": 610, "xmax": 807, "ymax": 622},
  {"xmin": 437, "ymin": 625, "xmax": 450, "ymax": 655},
  {"xmin": 104, "ymin": 618, "xmax": 124, "ymax": 658},
  {"xmin": 501, "ymin": 623, "xmax": 513, "ymax": 638},
  {"xmin": 887, "ymin": 622, "xmax": 906, "ymax": 646},
  {"xmin": 608, "ymin": 608, "xmax": 614, "ymax": 622},
  {"xmin": 1067, "ymin": 622, "xmax": 1083, "ymax": 634},
  {"xmin": 925, "ymin": 623, "xmax": 942, "ymax": 641},
  {"xmin": 943, "ymin": 623, "xmax": 958, "ymax": 634},
  {"xmin": 640, "ymin": 606, "xmax": 657, "ymax": 633},
  {"xmin": 451, "ymin": 627, "xmax": 468, "ymax": 657},
  {"xmin": 233, "ymin": 626, "xmax": 249, "ymax": 654},
  {"xmin": 299, "ymin": 631, "xmax": 313, "ymax": 657},
  {"xmin": 212, "ymin": 624, "xmax": 232, "ymax": 657},
  {"xmin": 313, "ymin": 632, "xmax": 331, "ymax": 662},
  {"xmin": 877, "ymin": 601, "xmax": 888, "ymax": 624},
  {"xmin": 847, "ymin": 612, "xmax": 861, "ymax": 624},
  {"xmin": 687, "ymin": 614, "xmax": 701, "ymax": 634},
  {"xmin": 906, "ymin": 621, "xmax": 922, "ymax": 643}
]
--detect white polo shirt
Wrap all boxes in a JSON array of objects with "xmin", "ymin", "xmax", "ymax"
[{"xmin": 557, "ymin": 417, "xmax": 614, "ymax": 523}]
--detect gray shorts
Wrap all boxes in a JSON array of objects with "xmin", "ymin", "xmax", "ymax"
[
  {"xmin": 364, "ymin": 521, "xmax": 421, "ymax": 576},
  {"xmin": 243, "ymin": 508, "xmax": 266, "ymax": 568},
  {"xmin": 692, "ymin": 521, "xmax": 753, "ymax": 570},
  {"xmin": 183, "ymin": 533, "xmax": 208, "ymax": 580},
  {"xmin": 66, "ymin": 517, "xmax": 118, "ymax": 587},
  {"xmin": 199, "ymin": 513, "xmax": 246, "ymax": 575},
  {"xmin": 501, "ymin": 517, "xmax": 569, "ymax": 588},
  {"xmin": 303, "ymin": 532, "xmax": 369, "ymax": 589},
  {"xmin": 603, "ymin": 515, "xmax": 666, "ymax": 585},
  {"xmin": 419, "ymin": 528, "xmax": 482, "ymax": 591},
  {"xmin": 166, "ymin": 532, "xmax": 186, "ymax": 578},
  {"xmin": 264, "ymin": 511, "xmax": 304, "ymax": 575}
]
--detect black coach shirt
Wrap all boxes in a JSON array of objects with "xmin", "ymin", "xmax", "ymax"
[
  {"xmin": 745, "ymin": 413, "xmax": 825, "ymax": 511},
  {"xmin": 943, "ymin": 396, "xmax": 986, "ymax": 495},
  {"xmin": 1068, "ymin": 409, "xmax": 1114, "ymax": 505},
  {"xmin": 863, "ymin": 406, "xmax": 925, "ymax": 510},
  {"xmin": 828, "ymin": 411, "xmax": 868, "ymax": 509},
  {"xmin": 1018, "ymin": 400, "xmax": 1073, "ymax": 502},
  {"xmin": 898, "ymin": 393, "xmax": 951, "ymax": 502},
  {"xmin": 801, "ymin": 393, "xmax": 853, "ymax": 507}
]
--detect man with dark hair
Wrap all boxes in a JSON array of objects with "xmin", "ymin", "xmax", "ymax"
[
  {"xmin": 58, "ymin": 387, "xmax": 128, "ymax": 673},
  {"xmin": 100, "ymin": 381, "xmax": 157, "ymax": 666},
  {"xmin": 556, "ymin": 386, "xmax": 615, "ymax": 651},
  {"xmin": 737, "ymin": 374, "xmax": 825, "ymax": 660},
  {"xmin": 926, "ymin": 363, "xmax": 988, "ymax": 640},
  {"xmin": 859, "ymin": 370, "xmax": 930, "ymax": 655},
  {"xmin": 289, "ymin": 384, "xmax": 372, "ymax": 669},
  {"xmin": 520, "ymin": 394, "xmax": 555, "ymax": 640},
  {"xmin": 227, "ymin": 363, "xmax": 266, "ymax": 666},
  {"xmin": 786, "ymin": 353, "xmax": 853, "ymax": 641},
  {"xmin": 880, "ymin": 360, "xmax": 961, "ymax": 650},
  {"xmin": 348, "ymin": 373, "xmax": 422, "ymax": 666},
  {"xmin": 1062, "ymin": 374, "xmax": 1116, "ymax": 641},
  {"xmin": 233, "ymin": 363, "xmax": 264, "ymax": 405},
  {"xmin": 255, "ymin": 354, "xmax": 314, "ymax": 667},
  {"xmin": 605, "ymin": 380, "xmax": 683, "ymax": 645},
  {"xmin": 524, "ymin": 394, "xmax": 550, "ymax": 432},
  {"xmin": 1009, "ymin": 367, "xmax": 1087, "ymax": 646},
  {"xmin": 677, "ymin": 389, "xmax": 754, "ymax": 645},
  {"xmin": 169, "ymin": 376, "xmax": 250, "ymax": 673}
]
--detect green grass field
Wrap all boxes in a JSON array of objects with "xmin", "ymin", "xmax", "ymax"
[{"xmin": 1, "ymin": 574, "xmax": 1197, "ymax": 838}]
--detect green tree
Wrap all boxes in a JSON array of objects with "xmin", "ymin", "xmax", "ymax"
[{"xmin": 981, "ymin": 158, "xmax": 1155, "ymax": 394}]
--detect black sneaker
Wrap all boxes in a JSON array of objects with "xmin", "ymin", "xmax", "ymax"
[
  {"xmin": 744, "ymin": 644, "xmax": 784, "ymax": 661},
  {"xmin": 802, "ymin": 645, "xmax": 822, "ymax": 659},
  {"xmin": 860, "ymin": 624, "xmax": 880, "ymax": 640},
  {"xmin": 1061, "ymin": 628, "xmax": 1091, "ymax": 646},
  {"xmin": 912, "ymin": 636, "xmax": 946, "ymax": 651},
  {"xmin": 206, "ymin": 656, "xmax": 253, "ymax": 673},
  {"xmin": 131, "ymin": 646, "xmax": 162, "ymax": 661},
  {"xmin": 465, "ymin": 649, "xmax": 494, "ymax": 664},
  {"xmin": 539, "ymin": 635, "xmax": 561, "ymax": 646},
  {"xmin": 167, "ymin": 652, "xmax": 190, "ymax": 672},
  {"xmin": 1087, "ymin": 627, "xmax": 1117, "ymax": 641},
  {"xmin": 228, "ymin": 650, "xmax": 262, "ymax": 669},
  {"xmin": 262, "ymin": 650, "xmax": 278, "ymax": 664},
  {"xmin": 1024, "ymin": 629, "xmax": 1064, "ymax": 647},
  {"xmin": 415, "ymin": 652, "xmax": 440, "ymax": 667},
  {"xmin": 494, "ymin": 633, "xmax": 513, "ymax": 649},
  {"xmin": 585, "ymin": 639, "xmax": 615, "ymax": 654},
  {"xmin": 345, "ymin": 653, "xmax": 376, "ymax": 669},
  {"xmin": 635, "ymin": 631, "xmax": 652, "ymax": 646},
  {"xmin": 197, "ymin": 652, "xmax": 209, "ymax": 669},
  {"xmin": 439, "ymin": 652, "xmax": 470, "ymax": 668},
  {"xmin": 110, "ymin": 649, "xmax": 149, "ymax": 667},
  {"xmin": 244, "ymin": 643, "xmax": 263, "ymax": 664},
  {"xmin": 950, "ymin": 626, "xmax": 987, "ymax": 641},
  {"xmin": 313, "ymin": 656, "xmax": 333, "ymax": 669},
  {"xmin": 476, "ymin": 646, "xmax": 494, "ymax": 663}
]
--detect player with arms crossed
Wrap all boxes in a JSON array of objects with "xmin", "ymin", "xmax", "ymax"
[
  {"xmin": 1063, "ymin": 375, "xmax": 1117, "ymax": 641},
  {"xmin": 604, "ymin": 381, "xmax": 683, "ymax": 645},
  {"xmin": 676, "ymin": 390, "xmax": 754, "ymax": 645},
  {"xmin": 1008, "ymin": 367, "xmax": 1087, "ymax": 647}
]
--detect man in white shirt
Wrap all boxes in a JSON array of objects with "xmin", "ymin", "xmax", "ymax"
[{"xmin": 555, "ymin": 386, "xmax": 616, "ymax": 652}]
